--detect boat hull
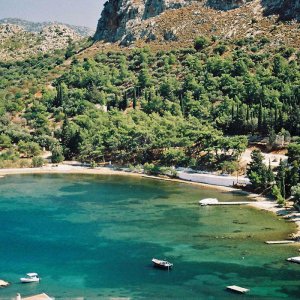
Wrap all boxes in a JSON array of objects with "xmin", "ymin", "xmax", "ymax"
[
  {"xmin": 287, "ymin": 256, "xmax": 300, "ymax": 264},
  {"xmin": 20, "ymin": 278, "xmax": 39, "ymax": 283},
  {"xmin": 153, "ymin": 263, "xmax": 172, "ymax": 269},
  {"xmin": 152, "ymin": 258, "xmax": 173, "ymax": 269},
  {"xmin": 199, "ymin": 198, "xmax": 218, "ymax": 206}
]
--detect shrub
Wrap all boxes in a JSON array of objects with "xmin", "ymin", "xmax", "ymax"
[
  {"xmin": 291, "ymin": 184, "xmax": 300, "ymax": 205},
  {"xmin": 159, "ymin": 166, "xmax": 178, "ymax": 178},
  {"xmin": 18, "ymin": 141, "xmax": 41, "ymax": 158},
  {"xmin": 272, "ymin": 185, "xmax": 285, "ymax": 206},
  {"xmin": 143, "ymin": 163, "xmax": 161, "ymax": 175},
  {"xmin": 194, "ymin": 36, "xmax": 209, "ymax": 51},
  {"xmin": 0, "ymin": 134, "xmax": 12, "ymax": 148},
  {"xmin": 51, "ymin": 144, "xmax": 64, "ymax": 163},
  {"xmin": 32, "ymin": 156, "xmax": 45, "ymax": 168},
  {"xmin": 220, "ymin": 160, "xmax": 238, "ymax": 174},
  {"xmin": 214, "ymin": 44, "xmax": 227, "ymax": 55}
]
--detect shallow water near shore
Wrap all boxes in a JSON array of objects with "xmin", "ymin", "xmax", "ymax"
[{"xmin": 0, "ymin": 174, "xmax": 299, "ymax": 299}]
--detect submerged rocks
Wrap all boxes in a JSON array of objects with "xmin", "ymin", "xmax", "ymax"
[{"xmin": 0, "ymin": 279, "xmax": 9, "ymax": 287}]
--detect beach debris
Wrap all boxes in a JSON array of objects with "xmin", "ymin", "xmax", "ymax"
[{"xmin": 226, "ymin": 285, "xmax": 249, "ymax": 294}]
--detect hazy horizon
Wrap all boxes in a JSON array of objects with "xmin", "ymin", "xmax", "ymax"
[{"xmin": 0, "ymin": 0, "xmax": 106, "ymax": 28}]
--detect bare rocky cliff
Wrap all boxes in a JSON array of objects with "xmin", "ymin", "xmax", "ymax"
[
  {"xmin": 94, "ymin": 0, "xmax": 300, "ymax": 45},
  {"xmin": 261, "ymin": 0, "xmax": 300, "ymax": 20},
  {"xmin": 206, "ymin": 0, "xmax": 252, "ymax": 10},
  {"xmin": 94, "ymin": 0, "xmax": 189, "ymax": 43}
]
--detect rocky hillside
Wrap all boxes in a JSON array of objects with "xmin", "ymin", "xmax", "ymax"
[
  {"xmin": 0, "ymin": 23, "xmax": 83, "ymax": 61},
  {"xmin": 94, "ymin": 0, "xmax": 300, "ymax": 46},
  {"xmin": 0, "ymin": 18, "xmax": 94, "ymax": 37}
]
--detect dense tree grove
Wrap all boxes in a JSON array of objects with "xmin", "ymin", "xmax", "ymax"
[
  {"xmin": 247, "ymin": 142, "xmax": 300, "ymax": 206},
  {"xmin": 0, "ymin": 36, "xmax": 299, "ymax": 173}
]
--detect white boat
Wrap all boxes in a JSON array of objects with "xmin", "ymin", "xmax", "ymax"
[
  {"xmin": 199, "ymin": 198, "xmax": 219, "ymax": 206},
  {"xmin": 152, "ymin": 258, "xmax": 173, "ymax": 269},
  {"xmin": 227, "ymin": 285, "xmax": 249, "ymax": 294},
  {"xmin": 20, "ymin": 273, "xmax": 40, "ymax": 283},
  {"xmin": 287, "ymin": 256, "xmax": 300, "ymax": 264}
]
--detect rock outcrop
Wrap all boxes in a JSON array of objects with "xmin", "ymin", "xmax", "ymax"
[
  {"xmin": 206, "ymin": 0, "xmax": 252, "ymax": 11},
  {"xmin": 94, "ymin": 0, "xmax": 300, "ymax": 45},
  {"xmin": 0, "ymin": 23, "xmax": 82, "ymax": 61},
  {"xmin": 94, "ymin": 0, "xmax": 189, "ymax": 44},
  {"xmin": 262, "ymin": 0, "xmax": 300, "ymax": 20}
]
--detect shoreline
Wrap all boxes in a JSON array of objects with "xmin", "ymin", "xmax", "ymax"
[{"xmin": 0, "ymin": 163, "xmax": 299, "ymax": 238}]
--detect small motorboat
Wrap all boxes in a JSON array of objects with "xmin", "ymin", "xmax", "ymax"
[
  {"xmin": 287, "ymin": 256, "xmax": 300, "ymax": 264},
  {"xmin": 199, "ymin": 198, "xmax": 218, "ymax": 206},
  {"xmin": 152, "ymin": 258, "xmax": 173, "ymax": 269},
  {"xmin": 20, "ymin": 273, "xmax": 40, "ymax": 283}
]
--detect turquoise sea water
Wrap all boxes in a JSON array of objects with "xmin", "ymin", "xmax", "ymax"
[{"xmin": 0, "ymin": 174, "xmax": 299, "ymax": 299}]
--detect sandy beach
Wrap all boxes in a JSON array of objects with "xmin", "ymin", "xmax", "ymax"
[{"xmin": 0, "ymin": 163, "xmax": 299, "ymax": 238}]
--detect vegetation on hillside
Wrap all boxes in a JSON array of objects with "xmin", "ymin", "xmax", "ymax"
[{"xmin": 0, "ymin": 36, "xmax": 299, "ymax": 196}]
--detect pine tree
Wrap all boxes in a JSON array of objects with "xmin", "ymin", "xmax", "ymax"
[{"xmin": 247, "ymin": 149, "xmax": 271, "ymax": 191}]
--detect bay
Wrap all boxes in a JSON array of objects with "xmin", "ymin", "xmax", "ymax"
[{"xmin": 0, "ymin": 174, "xmax": 299, "ymax": 299}]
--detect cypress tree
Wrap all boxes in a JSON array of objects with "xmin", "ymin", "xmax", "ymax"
[
  {"xmin": 246, "ymin": 105, "xmax": 250, "ymax": 123},
  {"xmin": 133, "ymin": 88, "xmax": 137, "ymax": 109},
  {"xmin": 54, "ymin": 84, "xmax": 63, "ymax": 107},
  {"xmin": 258, "ymin": 101, "xmax": 263, "ymax": 133},
  {"xmin": 180, "ymin": 94, "xmax": 185, "ymax": 115},
  {"xmin": 276, "ymin": 159, "xmax": 287, "ymax": 199},
  {"xmin": 274, "ymin": 106, "xmax": 278, "ymax": 129}
]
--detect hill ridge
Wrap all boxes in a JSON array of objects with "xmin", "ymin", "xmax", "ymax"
[{"xmin": 0, "ymin": 18, "xmax": 94, "ymax": 37}]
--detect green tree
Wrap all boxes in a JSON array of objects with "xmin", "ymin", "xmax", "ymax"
[
  {"xmin": 61, "ymin": 117, "xmax": 81, "ymax": 159},
  {"xmin": 291, "ymin": 184, "xmax": 300, "ymax": 206},
  {"xmin": 18, "ymin": 141, "xmax": 41, "ymax": 158},
  {"xmin": 247, "ymin": 150, "xmax": 272, "ymax": 191},
  {"xmin": 161, "ymin": 148, "xmax": 187, "ymax": 167},
  {"xmin": 194, "ymin": 36, "xmax": 209, "ymax": 51},
  {"xmin": 287, "ymin": 143, "xmax": 300, "ymax": 164},
  {"xmin": 65, "ymin": 41, "xmax": 76, "ymax": 59},
  {"xmin": 276, "ymin": 159, "xmax": 287, "ymax": 199},
  {"xmin": 138, "ymin": 68, "xmax": 152, "ymax": 88},
  {"xmin": 272, "ymin": 185, "xmax": 285, "ymax": 206},
  {"xmin": 0, "ymin": 134, "xmax": 11, "ymax": 148},
  {"xmin": 51, "ymin": 144, "xmax": 64, "ymax": 163}
]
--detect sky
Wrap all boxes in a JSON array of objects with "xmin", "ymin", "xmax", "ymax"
[{"xmin": 0, "ymin": 0, "xmax": 106, "ymax": 28}]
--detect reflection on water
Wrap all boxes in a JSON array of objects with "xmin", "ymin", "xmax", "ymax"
[{"xmin": 0, "ymin": 174, "xmax": 299, "ymax": 299}]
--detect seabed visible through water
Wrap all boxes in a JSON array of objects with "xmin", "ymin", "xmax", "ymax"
[{"xmin": 0, "ymin": 174, "xmax": 299, "ymax": 299}]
